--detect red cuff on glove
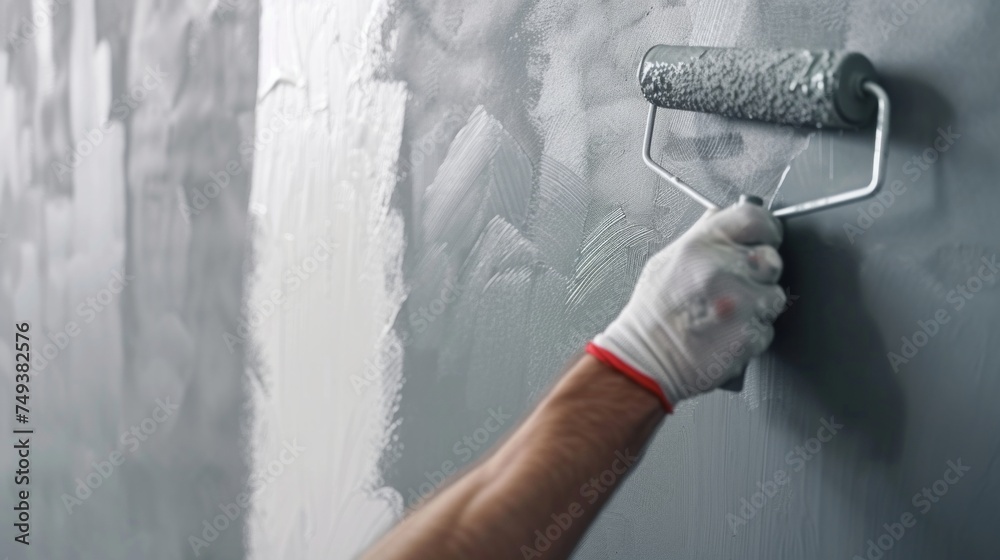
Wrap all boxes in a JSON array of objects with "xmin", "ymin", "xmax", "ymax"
[{"xmin": 585, "ymin": 342, "xmax": 673, "ymax": 414}]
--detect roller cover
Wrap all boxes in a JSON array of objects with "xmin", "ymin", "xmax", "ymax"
[{"xmin": 638, "ymin": 45, "xmax": 878, "ymax": 129}]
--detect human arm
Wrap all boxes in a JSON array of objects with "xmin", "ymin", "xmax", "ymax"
[
  {"xmin": 363, "ymin": 203, "xmax": 786, "ymax": 559},
  {"xmin": 362, "ymin": 354, "xmax": 664, "ymax": 559}
]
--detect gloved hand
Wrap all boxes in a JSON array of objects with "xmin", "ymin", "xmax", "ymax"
[{"xmin": 586, "ymin": 203, "xmax": 787, "ymax": 411}]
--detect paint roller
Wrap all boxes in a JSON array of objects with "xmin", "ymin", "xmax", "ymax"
[{"xmin": 638, "ymin": 46, "xmax": 891, "ymax": 391}]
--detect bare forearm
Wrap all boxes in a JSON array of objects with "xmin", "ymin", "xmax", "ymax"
[{"xmin": 364, "ymin": 355, "xmax": 665, "ymax": 559}]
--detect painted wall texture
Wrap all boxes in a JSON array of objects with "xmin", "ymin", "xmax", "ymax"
[
  {"xmin": 353, "ymin": 0, "xmax": 1000, "ymax": 558},
  {"xmin": 244, "ymin": 1, "xmax": 406, "ymax": 558},
  {"xmin": 3, "ymin": 0, "xmax": 999, "ymax": 559},
  {"xmin": 1, "ymin": 0, "xmax": 258, "ymax": 558}
]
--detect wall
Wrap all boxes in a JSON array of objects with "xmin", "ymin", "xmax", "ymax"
[
  {"xmin": 361, "ymin": 0, "xmax": 999, "ymax": 558},
  {"xmin": 3, "ymin": 1, "xmax": 997, "ymax": 559},
  {"xmin": 243, "ymin": 1, "xmax": 406, "ymax": 558},
  {"xmin": 1, "ymin": 0, "xmax": 258, "ymax": 558}
]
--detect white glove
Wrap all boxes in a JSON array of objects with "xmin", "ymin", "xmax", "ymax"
[{"xmin": 587, "ymin": 204, "xmax": 787, "ymax": 411}]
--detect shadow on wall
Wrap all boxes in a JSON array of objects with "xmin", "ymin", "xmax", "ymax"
[
  {"xmin": 766, "ymin": 71, "xmax": 951, "ymax": 459},
  {"xmin": 766, "ymin": 69, "xmax": 978, "ymax": 557},
  {"xmin": 771, "ymin": 225, "xmax": 906, "ymax": 461},
  {"xmin": 877, "ymin": 71, "xmax": 956, "ymax": 233},
  {"xmin": 766, "ymin": 72, "xmax": 954, "ymax": 455},
  {"xmin": 768, "ymin": 223, "xmax": 915, "ymax": 553}
]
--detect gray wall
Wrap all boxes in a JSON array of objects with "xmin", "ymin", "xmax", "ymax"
[
  {"xmin": 1, "ymin": 1, "xmax": 258, "ymax": 558},
  {"xmin": 3, "ymin": 1, "xmax": 997, "ymax": 558},
  {"xmin": 378, "ymin": 0, "xmax": 1000, "ymax": 558}
]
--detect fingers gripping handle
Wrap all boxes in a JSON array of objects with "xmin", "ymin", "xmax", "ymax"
[{"xmin": 718, "ymin": 195, "xmax": 764, "ymax": 393}]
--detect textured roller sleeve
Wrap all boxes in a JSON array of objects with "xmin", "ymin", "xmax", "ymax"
[{"xmin": 638, "ymin": 46, "xmax": 879, "ymax": 129}]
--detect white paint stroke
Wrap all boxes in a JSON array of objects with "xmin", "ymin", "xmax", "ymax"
[{"xmin": 246, "ymin": 1, "xmax": 408, "ymax": 558}]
